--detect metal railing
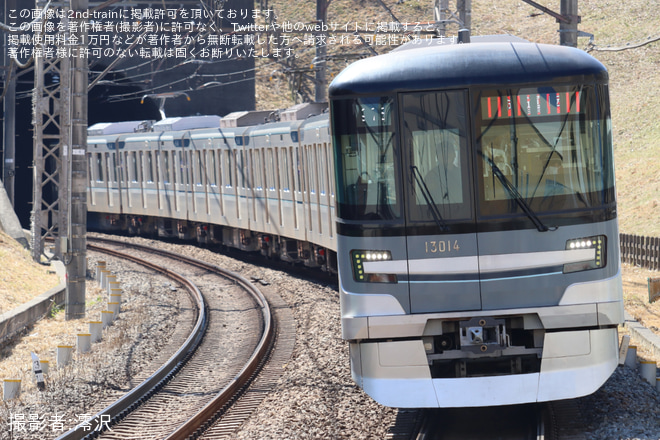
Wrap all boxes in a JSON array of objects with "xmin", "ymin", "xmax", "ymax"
[{"xmin": 620, "ymin": 233, "xmax": 660, "ymax": 271}]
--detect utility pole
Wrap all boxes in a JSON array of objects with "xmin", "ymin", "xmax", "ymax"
[
  {"xmin": 2, "ymin": 0, "xmax": 17, "ymax": 207},
  {"xmin": 31, "ymin": 0, "xmax": 88, "ymax": 319},
  {"xmin": 434, "ymin": 0, "xmax": 449, "ymax": 36},
  {"xmin": 434, "ymin": 0, "xmax": 471, "ymax": 36},
  {"xmin": 559, "ymin": 0, "xmax": 579, "ymax": 47},
  {"xmin": 68, "ymin": 0, "xmax": 89, "ymax": 320},
  {"xmin": 457, "ymin": 0, "xmax": 471, "ymax": 32},
  {"xmin": 314, "ymin": 0, "xmax": 328, "ymax": 103},
  {"xmin": 521, "ymin": 0, "xmax": 580, "ymax": 47}
]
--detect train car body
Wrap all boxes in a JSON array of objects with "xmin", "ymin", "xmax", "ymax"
[
  {"xmin": 87, "ymin": 106, "xmax": 336, "ymax": 270},
  {"xmin": 328, "ymin": 37, "xmax": 623, "ymax": 408}
]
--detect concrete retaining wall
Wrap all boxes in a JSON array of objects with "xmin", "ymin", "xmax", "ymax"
[{"xmin": 0, "ymin": 282, "xmax": 66, "ymax": 344}]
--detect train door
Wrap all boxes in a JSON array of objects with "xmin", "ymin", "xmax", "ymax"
[{"xmin": 401, "ymin": 89, "xmax": 481, "ymax": 313}]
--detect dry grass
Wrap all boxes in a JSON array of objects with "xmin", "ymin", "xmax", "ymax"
[
  {"xmin": 0, "ymin": 230, "xmax": 60, "ymax": 315},
  {"xmin": 620, "ymin": 263, "xmax": 660, "ymax": 363},
  {"xmin": 0, "ymin": 282, "xmax": 108, "ymax": 391}
]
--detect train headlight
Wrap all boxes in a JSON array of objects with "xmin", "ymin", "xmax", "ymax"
[
  {"xmin": 350, "ymin": 250, "xmax": 397, "ymax": 283},
  {"xmin": 564, "ymin": 235, "xmax": 607, "ymax": 273}
]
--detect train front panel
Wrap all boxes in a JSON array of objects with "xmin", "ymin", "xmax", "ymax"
[{"xmin": 329, "ymin": 39, "xmax": 623, "ymax": 408}]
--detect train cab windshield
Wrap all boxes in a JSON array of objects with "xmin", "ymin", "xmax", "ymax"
[
  {"xmin": 331, "ymin": 97, "xmax": 401, "ymax": 221},
  {"xmin": 475, "ymin": 85, "xmax": 615, "ymax": 220},
  {"xmin": 332, "ymin": 84, "xmax": 615, "ymax": 229}
]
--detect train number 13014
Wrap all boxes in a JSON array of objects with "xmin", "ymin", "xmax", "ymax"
[{"xmin": 425, "ymin": 240, "xmax": 460, "ymax": 254}]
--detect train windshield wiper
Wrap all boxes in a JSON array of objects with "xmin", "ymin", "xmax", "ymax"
[
  {"xmin": 481, "ymin": 155, "xmax": 555, "ymax": 232},
  {"xmin": 411, "ymin": 166, "xmax": 448, "ymax": 231}
]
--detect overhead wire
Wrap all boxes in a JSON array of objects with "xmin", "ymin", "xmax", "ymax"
[{"xmin": 586, "ymin": 34, "xmax": 660, "ymax": 52}]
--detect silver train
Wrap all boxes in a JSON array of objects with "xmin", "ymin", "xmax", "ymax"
[
  {"xmin": 88, "ymin": 103, "xmax": 338, "ymax": 272},
  {"xmin": 88, "ymin": 36, "xmax": 624, "ymax": 409}
]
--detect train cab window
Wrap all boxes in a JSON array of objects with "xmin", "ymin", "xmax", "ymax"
[
  {"xmin": 331, "ymin": 96, "xmax": 400, "ymax": 221},
  {"xmin": 402, "ymin": 90, "xmax": 471, "ymax": 223},
  {"xmin": 475, "ymin": 85, "xmax": 615, "ymax": 217}
]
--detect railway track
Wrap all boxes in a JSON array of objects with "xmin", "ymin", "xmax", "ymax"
[{"xmin": 54, "ymin": 237, "xmax": 285, "ymax": 440}]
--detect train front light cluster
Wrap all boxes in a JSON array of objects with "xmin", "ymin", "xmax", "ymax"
[
  {"xmin": 350, "ymin": 250, "xmax": 397, "ymax": 283},
  {"xmin": 564, "ymin": 235, "xmax": 607, "ymax": 273}
]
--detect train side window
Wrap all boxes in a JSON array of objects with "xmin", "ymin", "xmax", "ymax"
[
  {"xmin": 253, "ymin": 149, "xmax": 263, "ymax": 190},
  {"xmin": 107, "ymin": 153, "xmax": 117, "ymax": 183},
  {"xmin": 143, "ymin": 151, "xmax": 154, "ymax": 183},
  {"xmin": 318, "ymin": 144, "xmax": 327, "ymax": 196},
  {"xmin": 266, "ymin": 148, "xmax": 276, "ymax": 191},
  {"xmin": 128, "ymin": 151, "xmax": 137, "ymax": 183},
  {"xmin": 326, "ymin": 142, "xmax": 335, "ymax": 197},
  {"xmin": 225, "ymin": 150, "xmax": 234, "ymax": 188},
  {"xmin": 294, "ymin": 147, "xmax": 301, "ymax": 193},
  {"xmin": 177, "ymin": 152, "xmax": 183, "ymax": 185},
  {"xmin": 194, "ymin": 150, "xmax": 203, "ymax": 186},
  {"xmin": 280, "ymin": 148, "xmax": 290, "ymax": 191},
  {"xmin": 240, "ymin": 150, "xmax": 247, "ymax": 188},
  {"xmin": 88, "ymin": 156, "xmax": 94, "ymax": 183},
  {"xmin": 96, "ymin": 153, "xmax": 104, "ymax": 182},
  {"xmin": 208, "ymin": 151, "xmax": 218, "ymax": 186},
  {"xmin": 162, "ymin": 151, "xmax": 170, "ymax": 184},
  {"xmin": 306, "ymin": 145, "xmax": 315, "ymax": 195},
  {"xmin": 121, "ymin": 152, "xmax": 129, "ymax": 184}
]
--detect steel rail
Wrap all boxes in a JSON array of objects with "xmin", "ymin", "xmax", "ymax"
[
  {"xmin": 55, "ymin": 237, "xmax": 274, "ymax": 439},
  {"xmin": 89, "ymin": 237, "xmax": 275, "ymax": 440},
  {"xmin": 55, "ymin": 242, "xmax": 208, "ymax": 440}
]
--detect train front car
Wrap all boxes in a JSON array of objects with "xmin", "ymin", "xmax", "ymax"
[{"xmin": 328, "ymin": 38, "xmax": 623, "ymax": 408}]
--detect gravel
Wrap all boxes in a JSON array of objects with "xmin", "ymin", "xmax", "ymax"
[
  {"xmin": 0, "ymin": 254, "xmax": 185, "ymax": 440},
  {"xmin": 2, "ymin": 237, "xmax": 659, "ymax": 439},
  {"xmin": 581, "ymin": 366, "xmax": 660, "ymax": 440}
]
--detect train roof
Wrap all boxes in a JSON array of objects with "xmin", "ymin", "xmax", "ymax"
[{"xmin": 328, "ymin": 39, "xmax": 608, "ymax": 97}]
